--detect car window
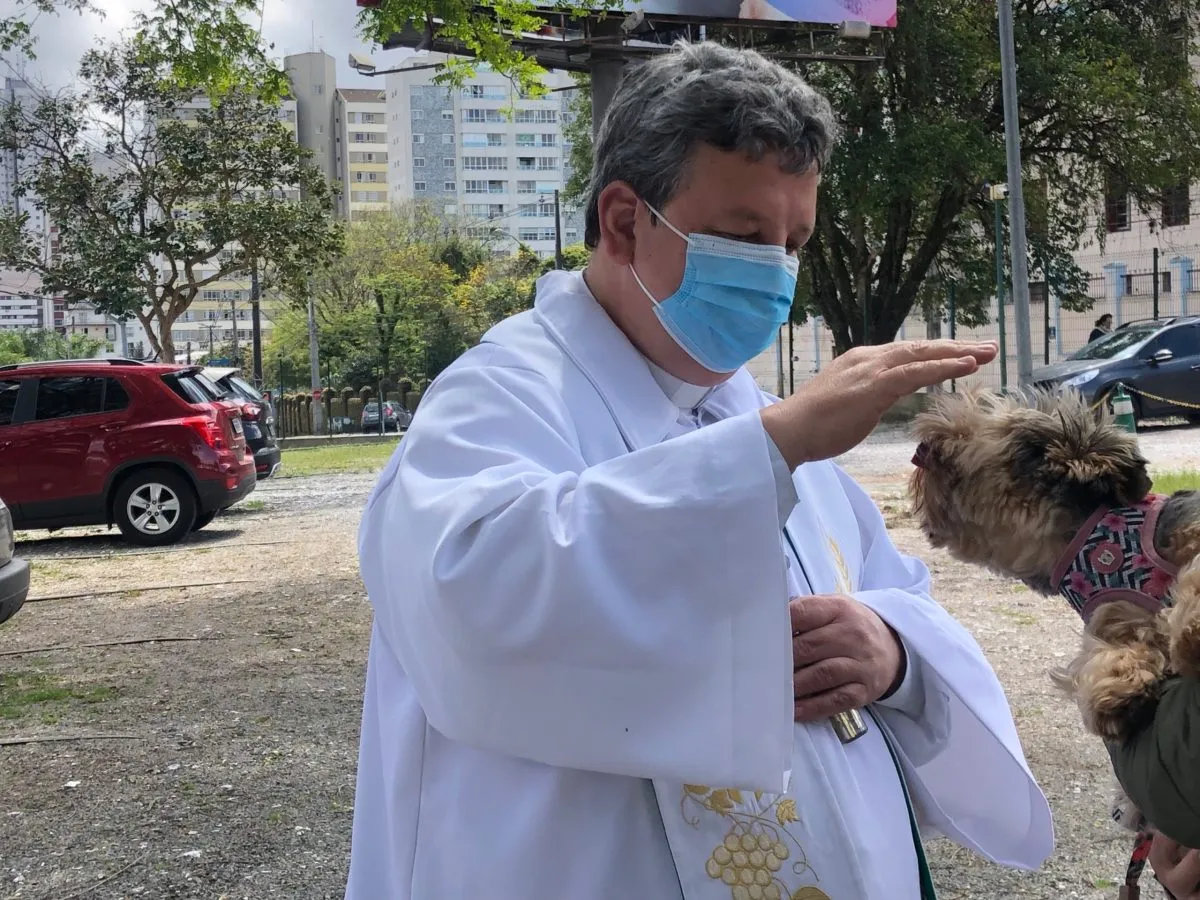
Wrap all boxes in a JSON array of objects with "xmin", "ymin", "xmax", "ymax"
[
  {"xmin": 161, "ymin": 373, "xmax": 210, "ymax": 405},
  {"xmin": 33, "ymin": 376, "xmax": 106, "ymax": 421},
  {"xmin": 1152, "ymin": 324, "xmax": 1200, "ymax": 358},
  {"xmin": 228, "ymin": 375, "xmax": 263, "ymax": 401},
  {"xmin": 193, "ymin": 372, "xmax": 230, "ymax": 398},
  {"xmin": 0, "ymin": 379, "xmax": 20, "ymax": 427},
  {"xmin": 103, "ymin": 378, "xmax": 131, "ymax": 412}
]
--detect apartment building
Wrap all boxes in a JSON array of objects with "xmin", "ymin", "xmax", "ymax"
[
  {"xmin": 384, "ymin": 53, "xmax": 585, "ymax": 257},
  {"xmin": 336, "ymin": 88, "xmax": 390, "ymax": 219}
]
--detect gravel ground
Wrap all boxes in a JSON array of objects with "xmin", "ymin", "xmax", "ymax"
[{"xmin": 1, "ymin": 423, "xmax": 1196, "ymax": 899}]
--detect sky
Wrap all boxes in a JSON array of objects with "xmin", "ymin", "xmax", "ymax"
[{"xmin": 4, "ymin": 0, "xmax": 406, "ymax": 94}]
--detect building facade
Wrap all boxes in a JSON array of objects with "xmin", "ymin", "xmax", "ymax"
[
  {"xmin": 384, "ymin": 54, "xmax": 585, "ymax": 257},
  {"xmin": 336, "ymin": 87, "xmax": 390, "ymax": 219}
]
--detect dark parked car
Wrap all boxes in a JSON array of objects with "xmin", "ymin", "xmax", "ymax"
[
  {"xmin": 361, "ymin": 400, "xmax": 411, "ymax": 434},
  {"xmin": 1031, "ymin": 315, "xmax": 1200, "ymax": 423},
  {"xmin": 0, "ymin": 358, "xmax": 256, "ymax": 546},
  {"xmin": 202, "ymin": 367, "xmax": 282, "ymax": 478},
  {"xmin": 0, "ymin": 496, "xmax": 29, "ymax": 625}
]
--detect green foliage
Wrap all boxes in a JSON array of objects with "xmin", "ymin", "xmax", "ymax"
[
  {"xmin": 0, "ymin": 0, "xmax": 342, "ymax": 363},
  {"xmin": 561, "ymin": 72, "xmax": 593, "ymax": 207},
  {"xmin": 0, "ymin": 329, "xmax": 106, "ymax": 366},
  {"xmin": 269, "ymin": 205, "xmax": 535, "ymax": 390},
  {"xmin": 356, "ymin": 1, "xmax": 600, "ymax": 98},
  {"xmin": 794, "ymin": 0, "xmax": 1200, "ymax": 352},
  {"xmin": 0, "ymin": 0, "xmax": 96, "ymax": 59}
]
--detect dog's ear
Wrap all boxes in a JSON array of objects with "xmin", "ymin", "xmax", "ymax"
[{"xmin": 1010, "ymin": 411, "xmax": 1151, "ymax": 515}]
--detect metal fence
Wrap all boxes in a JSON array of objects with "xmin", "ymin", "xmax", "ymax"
[{"xmin": 749, "ymin": 246, "xmax": 1199, "ymax": 395}]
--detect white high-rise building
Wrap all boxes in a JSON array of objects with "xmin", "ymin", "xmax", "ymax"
[
  {"xmin": 336, "ymin": 87, "xmax": 390, "ymax": 220},
  {"xmin": 1, "ymin": 78, "xmax": 50, "ymax": 248},
  {"xmin": 384, "ymin": 54, "xmax": 585, "ymax": 256}
]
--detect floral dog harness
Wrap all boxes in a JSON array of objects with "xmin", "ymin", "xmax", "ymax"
[{"xmin": 1049, "ymin": 494, "xmax": 1179, "ymax": 623}]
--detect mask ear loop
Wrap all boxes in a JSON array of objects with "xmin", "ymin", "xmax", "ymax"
[{"xmin": 629, "ymin": 198, "xmax": 689, "ymax": 304}]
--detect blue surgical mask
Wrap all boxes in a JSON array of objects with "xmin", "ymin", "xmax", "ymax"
[{"xmin": 629, "ymin": 201, "xmax": 800, "ymax": 373}]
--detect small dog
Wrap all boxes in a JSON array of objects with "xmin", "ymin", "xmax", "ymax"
[{"xmin": 907, "ymin": 387, "xmax": 1200, "ymax": 744}]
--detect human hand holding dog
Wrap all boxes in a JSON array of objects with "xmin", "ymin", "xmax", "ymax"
[
  {"xmin": 761, "ymin": 339, "xmax": 998, "ymax": 469},
  {"xmin": 1150, "ymin": 834, "xmax": 1200, "ymax": 899},
  {"xmin": 790, "ymin": 594, "xmax": 905, "ymax": 723}
]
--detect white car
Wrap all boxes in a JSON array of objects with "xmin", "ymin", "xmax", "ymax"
[{"xmin": 0, "ymin": 496, "xmax": 29, "ymax": 625}]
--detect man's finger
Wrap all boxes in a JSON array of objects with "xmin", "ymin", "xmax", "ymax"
[
  {"xmin": 1151, "ymin": 835, "xmax": 1186, "ymax": 871},
  {"xmin": 1170, "ymin": 849, "xmax": 1200, "ymax": 890},
  {"xmin": 793, "ymin": 657, "xmax": 861, "ymax": 699},
  {"xmin": 793, "ymin": 684, "xmax": 868, "ymax": 722},
  {"xmin": 884, "ymin": 357, "xmax": 981, "ymax": 396},
  {"xmin": 880, "ymin": 340, "xmax": 998, "ymax": 369},
  {"xmin": 789, "ymin": 595, "xmax": 845, "ymax": 634},
  {"xmin": 792, "ymin": 623, "xmax": 856, "ymax": 668}
]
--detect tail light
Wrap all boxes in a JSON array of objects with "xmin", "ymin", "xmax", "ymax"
[
  {"xmin": 240, "ymin": 402, "xmax": 262, "ymax": 421},
  {"xmin": 182, "ymin": 414, "xmax": 226, "ymax": 450}
]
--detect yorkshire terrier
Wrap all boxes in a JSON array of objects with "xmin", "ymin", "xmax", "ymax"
[{"xmin": 907, "ymin": 387, "xmax": 1200, "ymax": 745}]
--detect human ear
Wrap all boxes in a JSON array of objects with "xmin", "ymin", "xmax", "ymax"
[{"xmin": 596, "ymin": 181, "xmax": 639, "ymax": 266}]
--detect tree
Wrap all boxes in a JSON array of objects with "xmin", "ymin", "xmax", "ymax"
[
  {"xmin": 0, "ymin": 0, "xmax": 342, "ymax": 363},
  {"xmin": 0, "ymin": 329, "xmax": 104, "ymax": 365},
  {"xmin": 356, "ymin": 1, "xmax": 596, "ymax": 97},
  {"xmin": 787, "ymin": 0, "xmax": 1200, "ymax": 352},
  {"xmin": 561, "ymin": 72, "xmax": 593, "ymax": 206},
  {"xmin": 1, "ymin": 0, "xmax": 96, "ymax": 59}
]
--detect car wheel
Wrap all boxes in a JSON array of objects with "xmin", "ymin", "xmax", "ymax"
[
  {"xmin": 113, "ymin": 469, "xmax": 197, "ymax": 547},
  {"xmin": 192, "ymin": 511, "xmax": 217, "ymax": 531}
]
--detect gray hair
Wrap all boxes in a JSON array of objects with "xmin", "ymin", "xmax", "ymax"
[{"xmin": 583, "ymin": 40, "xmax": 839, "ymax": 248}]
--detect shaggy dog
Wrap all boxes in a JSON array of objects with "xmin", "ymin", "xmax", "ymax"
[{"xmin": 907, "ymin": 387, "xmax": 1200, "ymax": 890}]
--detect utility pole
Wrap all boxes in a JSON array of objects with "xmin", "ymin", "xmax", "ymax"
[
  {"xmin": 998, "ymin": 0, "xmax": 1034, "ymax": 386},
  {"xmin": 229, "ymin": 289, "xmax": 239, "ymax": 368},
  {"xmin": 306, "ymin": 278, "xmax": 325, "ymax": 434},
  {"xmin": 990, "ymin": 183, "xmax": 1009, "ymax": 392},
  {"xmin": 553, "ymin": 189, "xmax": 564, "ymax": 269},
  {"xmin": 250, "ymin": 260, "xmax": 263, "ymax": 386}
]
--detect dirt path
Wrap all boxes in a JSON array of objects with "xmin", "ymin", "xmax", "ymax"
[{"xmin": 1, "ymin": 425, "xmax": 1195, "ymax": 898}]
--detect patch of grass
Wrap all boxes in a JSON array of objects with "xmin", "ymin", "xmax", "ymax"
[
  {"xmin": 998, "ymin": 608, "xmax": 1039, "ymax": 626},
  {"xmin": 279, "ymin": 440, "xmax": 400, "ymax": 478},
  {"xmin": 1151, "ymin": 469, "xmax": 1200, "ymax": 495},
  {"xmin": 237, "ymin": 499, "xmax": 266, "ymax": 512},
  {"xmin": 30, "ymin": 562, "xmax": 68, "ymax": 580},
  {"xmin": 0, "ymin": 671, "xmax": 118, "ymax": 720}
]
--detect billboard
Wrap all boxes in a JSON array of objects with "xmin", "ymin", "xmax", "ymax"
[{"xmin": 537, "ymin": 1, "xmax": 897, "ymax": 29}]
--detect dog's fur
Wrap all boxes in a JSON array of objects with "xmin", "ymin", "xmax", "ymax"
[{"xmin": 908, "ymin": 388, "xmax": 1200, "ymax": 745}]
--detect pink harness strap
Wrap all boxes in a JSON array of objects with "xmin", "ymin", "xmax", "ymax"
[{"xmin": 1050, "ymin": 494, "xmax": 1179, "ymax": 623}]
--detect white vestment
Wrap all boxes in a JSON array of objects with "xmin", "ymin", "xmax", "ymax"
[{"xmin": 348, "ymin": 270, "xmax": 1054, "ymax": 900}]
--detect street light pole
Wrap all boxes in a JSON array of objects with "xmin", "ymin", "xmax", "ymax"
[{"xmin": 997, "ymin": 0, "xmax": 1034, "ymax": 386}]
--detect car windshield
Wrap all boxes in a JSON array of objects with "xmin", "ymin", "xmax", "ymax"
[
  {"xmin": 1068, "ymin": 326, "xmax": 1158, "ymax": 361},
  {"xmin": 364, "ymin": 403, "xmax": 379, "ymax": 414}
]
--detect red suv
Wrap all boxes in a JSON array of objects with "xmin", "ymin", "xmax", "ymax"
[{"xmin": 0, "ymin": 359, "xmax": 256, "ymax": 546}]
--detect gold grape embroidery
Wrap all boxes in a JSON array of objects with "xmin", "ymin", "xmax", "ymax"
[{"xmin": 680, "ymin": 786, "xmax": 830, "ymax": 900}]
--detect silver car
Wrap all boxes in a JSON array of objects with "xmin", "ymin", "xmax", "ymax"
[{"xmin": 0, "ymin": 496, "xmax": 29, "ymax": 625}]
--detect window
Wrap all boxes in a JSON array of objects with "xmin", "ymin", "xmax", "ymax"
[
  {"xmin": 515, "ymin": 109, "xmax": 557, "ymax": 124},
  {"xmin": 444, "ymin": 181, "xmax": 457, "ymax": 192},
  {"xmin": 1163, "ymin": 271, "xmax": 1173, "ymax": 294},
  {"xmin": 517, "ymin": 180, "xmax": 536, "ymax": 194},
  {"xmin": 487, "ymin": 133, "xmax": 505, "ymax": 147},
  {"xmin": 0, "ymin": 379, "xmax": 20, "ymax": 426},
  {"xmin": 463, "ymin": 108, "xmax": 504, "ymax": 124},
  {"xmin": 413, "ymin": 157, "xmax": 425, "ymax": 168},
  {"xmin": 313, "ymin": 84, "xmax": 323, "ymax": 95},
  {"xmin": 1162, "ymin": 183, "xmax": 1191, "ymax": 228},
  {"xmin": 414, "ymin": 181, "xmax": 427, "ymax": 192},
  {"xmin": 462, "ymin": 155, "xmax": 508, "ymax": 170},
  {"xmin": 518, "ymin": 156, "xmax": 536, "ymax": 171},
  {"xmin": 442, "ymin": 133, "xmax": 455, "ymax": 144},
  {"xmin": 1105, "ymin": 179, "xmax": 1130, "ymax": 233},
  {"xmin": 537, "ymin": 157, "xmax": 557, "ymax": 171},
  {"xmin": 413, "ymin": 133, "xmax": 425, "ymax": 144},
  {"xmin": 33, "ymin": 376, "xmax": 119, "ymax": 421},
  {"xmin": 442, "ymin": 109, "xmax": 454, "ymax": 120},
  {"xmin": 1029, "ymin": 281, "xmax": 1048, "ymax": 305},
  {"xmin": 540, "ymin": 133, "xmax": 557, "ymax": 147},
  {"xmin": 412, "ymin": 109, "xmax": 424, "ymax": 120},
  {"xmin": 516, "ymin": 133, "xmax": 535, "ymax": 147},
  {"xmin": 1155, "ymin": 324, "xmax": 1200, "ymax": 358},
  {"xmin": 465, "ymin": 180, "xmax": 488, "ymax": 194},
  {"xmin": 104, "ymin": 379, "xmax": 130, "ymax": 412},
  {"xmin": 442, "ymin": 157, "xmax": 455, "ymax": 168}
]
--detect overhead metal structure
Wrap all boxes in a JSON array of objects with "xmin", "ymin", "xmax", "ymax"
[{"xmin": 354, "ymin": 2, "xmax": 886, "ymax": 133}]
